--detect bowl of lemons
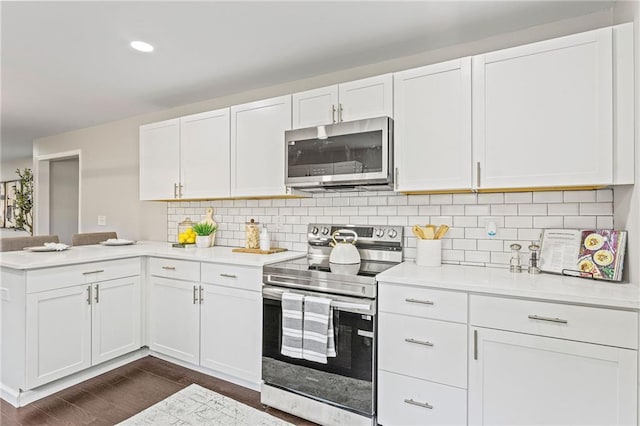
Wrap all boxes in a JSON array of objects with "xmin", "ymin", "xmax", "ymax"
[{"xmin": 178, "ymin": 227, "xmax": 197, "ymax": 245}]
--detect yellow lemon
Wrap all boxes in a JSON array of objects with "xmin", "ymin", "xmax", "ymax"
[
  {"xmin": 178, "ymin": 234, "xmax": 187, "ymax": 244},
  {"xmin": 186, "ymin": 236, "xmax": 195, "ymax": 244}
]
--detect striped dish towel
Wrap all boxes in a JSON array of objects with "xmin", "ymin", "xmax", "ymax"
[
  {"xmin": 280, "ymin": 292, "xmax": 304, "ymax": 359},
  {"xmin": 302, "ymin": 296, "xmax": 336, "ymax": 364}
]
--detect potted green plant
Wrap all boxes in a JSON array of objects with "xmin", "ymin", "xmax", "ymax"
[
  {"xmin": 192, "ymin": 222, "xmax": 217, "ymax": 248},
  {"xmin": 15, "ymin": 168, "xmax": 33, "ymax": 235}
]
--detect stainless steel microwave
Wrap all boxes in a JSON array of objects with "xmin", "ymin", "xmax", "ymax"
[{"xmin": 284, "ymin": 116, "xmax": 393, "ymax": 191}]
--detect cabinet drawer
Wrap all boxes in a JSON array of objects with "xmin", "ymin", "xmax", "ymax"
[
  {"xmin": 470, "ymin": 295, "xmax": 638, "ymax": 349},
  {"xmin": 378, "ymin": 370, "xmax": 467, "ymax": 426},
  {"xmin": 27, "ymin": 258, "xmax": 140, "ymax": 294},
  {"xmin": 379, "ymin": 283, "xmax": 467, "ymax": 323},
  {"xmin": 200, "ymin": 263, "xmax": 261, "ymax": 292},
  {"xmin": 379, "ymin": 312, "xmax": 467, "ymax": 388},
  {"xmin": 149, "ymin": 257, "xmax": 200, "ymax": 282}
]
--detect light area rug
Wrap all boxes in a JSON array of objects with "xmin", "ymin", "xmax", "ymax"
[{"xmin": 117, "ymin": 384, "xmax": 294, "ymax": 426}]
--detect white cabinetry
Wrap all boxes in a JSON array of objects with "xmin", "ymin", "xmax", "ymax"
[
  {"xmin": 378, "ymin": 283, "xmax": 468, "ymax": 426},
  {"xmin": 468, "ymin": 294, "xmax": 638, "ymax": 426},
  {"xmin": 472, "ymin": 27, "xmax": 614, "ymax": 190},
  {"xmin": 25, "ymin": 259, "xmax": 141, "ymax": 389},
  {"xmin": 292, "ymin": 74, "xmax": 393, "ymax": 129},
  {"xmin": 200, "ymin": 263, "xmax": 262, "ymax": 384},
  {"xmin": 148, "ymin": 258, "xmax": 263, "ymax": 388},
  {"xmin": 230, "ymin": 95, "xmax": 293, "ymax": 197},
  {"xmin": 148, "ymin": 258, "xmax": 201, "ymax": 364},
  {"xmin": 139, "ymin": 108, "xmax": 230, "ymax": 200},
  {"xmin": 394, "ymin": 59, "xmax": 472, "ymax": 192}
]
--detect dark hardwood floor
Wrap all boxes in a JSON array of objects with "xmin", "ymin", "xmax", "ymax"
[{"xmin": 1, "ymin": 356, "xmax": 316, "ymax": 426}]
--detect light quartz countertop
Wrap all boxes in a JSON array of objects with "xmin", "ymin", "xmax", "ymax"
[
  {"xmin": 0, "ymin": 241, "xmax": 305, "ymax": 270},
  {"xmin": 377, "ymin": 262, "xmax": 640, "ymax": 310}
]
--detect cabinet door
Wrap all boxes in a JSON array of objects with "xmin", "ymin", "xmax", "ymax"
[
  {"xmin": 180, "ymin": 108, "xmax": 231, "ymax": 199},
  {"xmin": 200, "ymin": 284, "xmax": 262, "ymax": 385},
  {"xmin": 469, "ymin": 327, "xmax": 637, "ymax": 426},
  {"xmin": 148, "ymin": 276, "xmax": 200, "ymax": 365},
  {"xmin": 230, "ymin": 95, "xmax": 292, "ymax": 197},
  {"xmin": 394, "ymin": 59, "xmax": 472, "ymax": 192},
  {"xmin": 473, "ymin": 27, "xmax": 613, "ymax": 190},
  {"xmin": 338, "ymin": 74, "xmax": 393, "ymax": 122},
  {"xmin": 292, "ymin": 85, "xmax": 338, "ymax": 128},
  {"xmin": 26, "ymin": 285, "xmax": 92, "ymax": 388},
  {"xmin": 91, "ymin": 277, "xmax": 141, "ymax": 365},
  {"xmin": 139, "ymin": 118, "xmax": 181, "ymax": 200}
]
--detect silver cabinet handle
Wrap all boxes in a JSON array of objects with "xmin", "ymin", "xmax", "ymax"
[
  {"xmin": 86, "ymin": 285, "xmax": 92, "ymax": 305},
  {"xmin": 405, "ymin": 298, "xmax": 434, "ymax": 305},
  {"xmin": 338, "ymin": 103, "xmax": 343, "ymax": 122},
  {"xmin": 193, "ymin": 286, "xmax": 198, "ymax": 304},
  {"xmin": 473, "ymin": 329, "xmax": 478, "ymax": 360},
  {"xmin": 174, "ymin": 183, "xmax": 178, "ymax": 198},
  {"xmin": 162, "ymin": 266, "xmax": 176, "ymax": 270},
  {"xmin": 476, "ymin": 162, "xmax": 481, "ymax": 187},
  {"xmin": 82, "ymin": 269, "xmax": 104, "ymax": 275},
  {"xmin": 220, "ymin": 273, "xmax": 237, "ymax": 278},
  {"xmin": 331, "ymin": 104, "xmax": 336, "ymax": 123},
  {"xmin": 405, "ymin": 338, "xmax": 434, "ymax": 347},
  {"xmin": 95, "ymin": 284, "xmax": 99, "ymax": 304},
  {"xmin": 179, "ymin": 184, "xmax": 184, "ymax": 199},
  {"xmin": 394, "ymin": 168, "xmax": 399, "ymax": 190},
  {"xmin": 528, "ymin": 315, "xmax": 568, "ymax": 324},
  {"xmin": 404, "ymin": 399, "xmax": 433, "ymax": 410},
  {"xmin": 199, "ymin": 286, "xmax": 204, "ymax": 304}
]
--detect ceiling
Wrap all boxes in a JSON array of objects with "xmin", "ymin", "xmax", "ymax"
[{"xmin": 1, "ymin": 1, "xmax": 618, "ymax": 162}]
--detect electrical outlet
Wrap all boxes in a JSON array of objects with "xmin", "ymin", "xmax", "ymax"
[{"xmin": 98, "ymin": 215, "xmax": 107, "ymax": 226}]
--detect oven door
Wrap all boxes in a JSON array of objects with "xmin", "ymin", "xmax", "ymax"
[{"xmin": 262, "ymin": 285, "xmax": 376, "ymax": 417}]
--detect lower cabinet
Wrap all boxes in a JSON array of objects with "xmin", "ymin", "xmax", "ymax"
[
  {"xmin": 26, "ymin": 276, "xmax": 141, "ymax": 389},
  {"xmin": 469, "ymin": 327, "xmax": 637, "ymax": 426},
  {"xmin": 148, "ymin": 258, "xmax": 263, "ymax": 387}
]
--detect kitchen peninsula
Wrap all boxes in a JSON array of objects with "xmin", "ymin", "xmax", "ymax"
[{"xmin": 0, "ymin": 242, "xmax": 305, "ymax": 408}]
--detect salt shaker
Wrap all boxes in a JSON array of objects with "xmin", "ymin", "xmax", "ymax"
[
  {"xmin": 509, "ymin": 243, "xmax": 522, "ymax": 273},
  {"xmin": 528, "ymin": 241, "xmax": 541, "ymax": 274}
]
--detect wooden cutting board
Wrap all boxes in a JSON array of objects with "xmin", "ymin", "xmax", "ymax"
[{"xmin": 232, "ymin": 247, "xmax": 288, "ymax": 254}]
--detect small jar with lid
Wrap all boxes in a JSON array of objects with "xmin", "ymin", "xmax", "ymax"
[
  {"xmin": 245, "ymin": 218, "xmax": 260, "ymax": 249},
  {"xmin": 177, "ymin": 217, "xmax": 196, "ymax": 244}
]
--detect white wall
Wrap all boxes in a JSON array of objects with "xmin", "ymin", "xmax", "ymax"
[
  {"xmin": 33, "ymin": 10, "xmax": 629, "ymax": 243},
  {"xmin": 1, "ymin": 158, "xmax": 32, "ymax": 182}
]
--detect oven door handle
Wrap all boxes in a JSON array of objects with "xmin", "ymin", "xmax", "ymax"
[{"xmin": 262, "ymin": 285, "xmax": 374, "ymax": 315}]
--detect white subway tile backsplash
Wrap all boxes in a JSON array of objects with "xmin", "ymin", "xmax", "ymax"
[
  {"xmin": 564, "ymin": 190, "xmax": 596, "ymax": 203},
  {"xmin": 168, "ymin": 189, "xmax": 612, "ymax": 268},
  {"xmin": 580, "ymin": 203, "xmax": 612, "ymax": 215},
  {"xmin": 504, "ymin": 192, "xmax": 532, "ymax": 204}
]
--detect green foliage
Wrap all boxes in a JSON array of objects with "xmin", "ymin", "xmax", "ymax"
[
  {"xmin": 15, "ymin": 168, "xmax": 33, "ymax": 235},
  {"xmin": 192, "ymin": 222, "xmax": 217, "ymax": 236}
]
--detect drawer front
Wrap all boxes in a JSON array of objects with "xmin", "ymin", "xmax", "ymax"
[
  {"xmin": 379, "ymin": 312, "xmax": 467, "ymax": 388},
  {"xmin": 27, "ymin": 258, "xmax": 140, "ymax": 293},
  {"xmin": 379, "ymin": 282, "xmax": 467, "ymax": 323},
  {"xmin": 149, "ymin": 257, "xmax": 200, "ymax": 282},
  {"xmin": 378, "ymin": 370, "xmax": 467, "ymax": 426},
  {"xmin": 470, "ymin": 295, "xmax": 639, "ymax": 349},
  {"xmin": 200, "ymin": 262, "xmax": 261, "ymax": 292}
]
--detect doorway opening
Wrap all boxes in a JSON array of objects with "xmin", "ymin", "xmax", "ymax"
[{"xmin": 35, "ymin": 151, "xmax": 81, "ymax": 245}]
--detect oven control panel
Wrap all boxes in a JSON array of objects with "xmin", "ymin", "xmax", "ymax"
[{"xmin": 308, "ymin": 224, "xmax": 404, "ymax": 244}]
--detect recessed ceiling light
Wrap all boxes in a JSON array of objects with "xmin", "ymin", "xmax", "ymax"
[{"xmin": 130, "ymin": 41, "xmax": 154, "ymax": 53}]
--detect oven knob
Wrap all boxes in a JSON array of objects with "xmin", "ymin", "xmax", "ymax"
[
  {"xmin": 322, "ymin": 227, "xmax": 330, "ymax": 235},
  {"xmin": 311, "ymin": 226, "xmax": 319, "ymax": 235},
  {"xmin": 375, "ymin": 228, "xmax": 385, "ymax": 238},
  {"xmin": 388, "ymin": 229, "xmax": 398, "ymax": 238}
]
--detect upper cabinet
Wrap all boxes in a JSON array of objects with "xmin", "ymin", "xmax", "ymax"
[
  {"xmin": 472, "ymin": 27, "xmax": 614, "ymax": 190},
  {"xmin": 139, "ymin": 119, "xmax": 181, "ymax": 200},
  {"xmin": 394, "ymin": 58, "xmax": 472, "ymax": 192},
  {"xmin": 231, "ymin": 95, "xmax": 293, "ymax": 197},
  {"xmin": 292, "ymin": 74, "xmax": 393, "ymax": 129},
  {"xmin": 139, "ymin": 108, "xmax": 230, "ymax": 200}
]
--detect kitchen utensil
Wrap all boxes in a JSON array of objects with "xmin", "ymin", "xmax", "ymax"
[
  {"xmin": 423, "ymin": 225, "xmax": 436, "ymax": 240},
  {"xmin": 412, "ymin": 225, "xmax": 427, "ymax": 239},
  {"xmin": 329, "ymin": 229, "xmax": 361, "ymax": 264},
  {"xmin": 329, "ymin": 262, "xmax": 361, "ymax": 275},
  {"xmin": 434, "ymin": 224, "xmax": 449, "ymax": 240}
]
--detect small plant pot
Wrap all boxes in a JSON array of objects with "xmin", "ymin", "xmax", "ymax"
[{"xmin": 195, "ymin": 234, "xmax": 213, "ymax": 248}]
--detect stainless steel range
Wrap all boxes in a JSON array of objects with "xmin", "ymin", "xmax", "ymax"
[{"xmin": 261, "ymin": 224, "xmax": 403, "ymax": 426}]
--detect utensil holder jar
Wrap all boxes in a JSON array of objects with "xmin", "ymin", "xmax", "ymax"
[{"xmin": 416, "ymin": 239, "xmax": 442, "ymax": 267}]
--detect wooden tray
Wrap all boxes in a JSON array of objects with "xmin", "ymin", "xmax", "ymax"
[{"xmin": 232, "ymin": 247, "xmax": 288, "ymax": 254}]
